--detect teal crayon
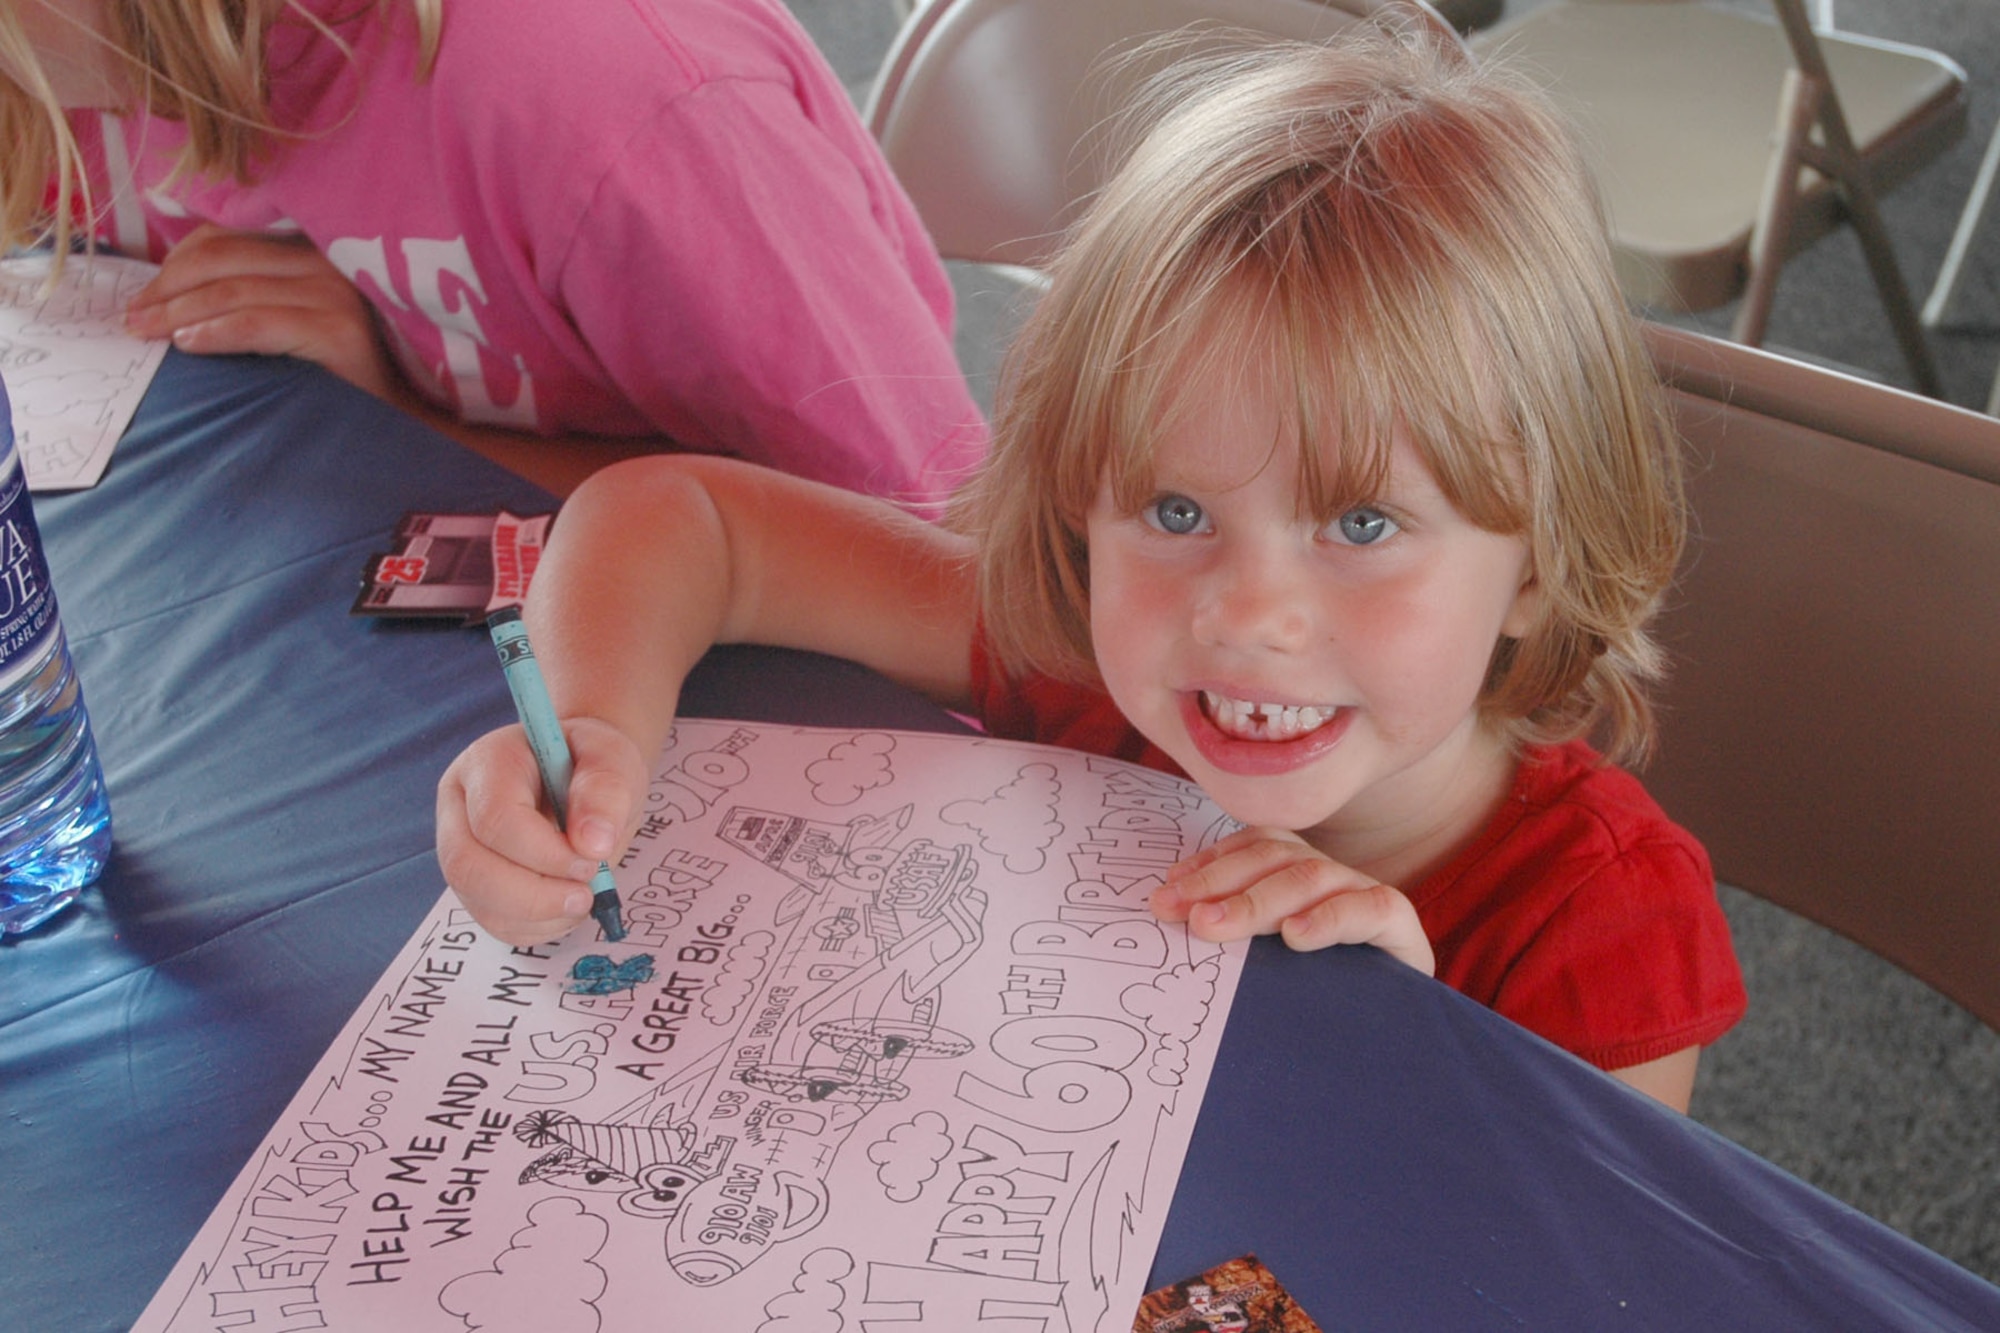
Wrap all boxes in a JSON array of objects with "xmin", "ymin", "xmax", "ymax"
[{"xmin": 485, "ymin": 605, "xmax": 627, "ymax": 942}]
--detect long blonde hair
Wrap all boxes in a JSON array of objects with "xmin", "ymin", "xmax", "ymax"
[
  {"xmin": 1, "ymin": 0, "xmax": 442, "ymax": 257},
  {"xmin": 953, "ymin": 26, "xmax": 1683, "ymax": 764}
]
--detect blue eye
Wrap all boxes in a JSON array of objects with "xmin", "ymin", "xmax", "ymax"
[
  {"xmin": 1331, "ymin": 506, "xmax": 1397, "ymax": 546},
  {"xmin": 1147, "ymin": 494, "xmax": 1207, "ymax": 535}
]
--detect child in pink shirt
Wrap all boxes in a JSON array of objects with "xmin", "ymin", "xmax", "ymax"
[{"xmin": 2, "ymin": 0, "xmax": 985, "ymax": 506}]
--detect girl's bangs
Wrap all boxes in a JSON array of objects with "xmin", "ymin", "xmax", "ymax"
[{"xmin": 1092, "ymin": 230, "xmax": 1526, "ymax": 534}]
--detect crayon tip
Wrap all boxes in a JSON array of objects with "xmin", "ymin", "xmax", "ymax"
[{"xmin": 593, "ymin": 893, "xmax": 627, "ymax": 943}]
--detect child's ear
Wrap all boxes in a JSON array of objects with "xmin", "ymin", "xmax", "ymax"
[{"xmin": 1500, "ymin": 559, "xmax": 1543, "ymax": 641}]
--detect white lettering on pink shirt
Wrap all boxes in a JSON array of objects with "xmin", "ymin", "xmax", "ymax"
[{"xmin": 328, "ymin": 235, "xmax": 538, "ymax": 428}]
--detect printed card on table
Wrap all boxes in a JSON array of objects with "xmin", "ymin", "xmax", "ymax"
[
  {"xmin": 352, "ymin": 510, "xmax": 552, "ymax": 624},
  {"xmin": 132, "ymin": 719, "xmax": 1248, "ymax": 1332},
  {"xmin": 1134, "ymin": 1254, "xmax": 1325, "ymax": 1332}
]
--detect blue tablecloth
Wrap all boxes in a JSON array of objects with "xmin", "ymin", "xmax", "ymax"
[{"xmin": 5, "ymin": 353, "xmax": 1997, "ymax": 1331}]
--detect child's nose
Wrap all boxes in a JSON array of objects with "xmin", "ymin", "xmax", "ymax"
[{"xmin": 1189, "ymin": 546, "xmax": 1317, "ymax": 652}]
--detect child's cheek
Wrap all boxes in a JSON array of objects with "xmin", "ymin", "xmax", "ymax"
[{"xmin": 1096, "ymin": 545, "xmax": 1186, "ymax": 625}]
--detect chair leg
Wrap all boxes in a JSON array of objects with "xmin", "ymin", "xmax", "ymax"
[
  {"xmin": 1842, "ymin": 165, "xmax": 1947, "ymax": 398},
  {"xmin": 1923, "ymin": 118, "xmax": 2000, "ymax": 329},
  {"xmin": 1768, "ymin": 0, "xmax": 1944, "ymax": 397},
  {"xmin": 1735, "ymin": 69, "xmax": 1818, "ymax": 348}
]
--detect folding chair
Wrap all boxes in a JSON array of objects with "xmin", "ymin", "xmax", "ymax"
[
  {"xmin": 884, "ymin": 0, "xmax": 1503, "ymax": 35},
  {"xmin": 1643, "ymin": 323, "xmax": 2000, "ymax": 1030},
  {"xmin": 864, "ymin": 0, "xmax": 1463, "ymax": 271},
  {"xmin": 1470, "ymin": 1, "xmax": 1967, "ymax": 398}
]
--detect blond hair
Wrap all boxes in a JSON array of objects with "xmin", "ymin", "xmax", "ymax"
[
  {"xmin": 1, "ymin": 0, "xmax": 442, "ymax": 259},
  {"xmin": 952, "ymin": 26, "xmax": 1683, "ymax": 765}
]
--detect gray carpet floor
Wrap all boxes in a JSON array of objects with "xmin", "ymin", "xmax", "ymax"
[{"xmin": 786, "ymin": 0, "xmax": 2000, "ymax": 1285}]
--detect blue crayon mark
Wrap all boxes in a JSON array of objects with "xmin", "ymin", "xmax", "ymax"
[{"xmin": 566, "ymin": 953, "xmax": 657, "ymax": 995}]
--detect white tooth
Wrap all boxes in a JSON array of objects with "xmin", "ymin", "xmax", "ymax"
[
  {"xmin": 1298, "ymin": 706, "xmax": 1323, "ymax": 730},
  {"xmin": 1258, "ymin": 702, "xmax": 1280, "ymax": 720}
]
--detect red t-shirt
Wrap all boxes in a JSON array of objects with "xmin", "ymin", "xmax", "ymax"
[{"xmin": 970, "ymin": 646, "xmax": 1747, "ymax": 1071}]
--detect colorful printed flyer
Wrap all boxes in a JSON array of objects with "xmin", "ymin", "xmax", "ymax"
[
  {"xmin": 353, "ymin": 510, "xmax": 553, "ymax": 623},
  {"xmin": 1134, "ymin": 1254, "xmax": 1325, "ymax": 1333},
  {"xmin": 132, "ymin": 719, "xmax": 1247, "ymax": 1332}
]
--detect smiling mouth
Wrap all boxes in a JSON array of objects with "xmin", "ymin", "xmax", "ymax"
[{"xmin": 1200, "ymin": 690, "xmax": 1339, "ymax": 741}]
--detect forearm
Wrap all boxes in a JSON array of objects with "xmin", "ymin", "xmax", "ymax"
[
  {"xmin": 517, "ymin": 454, "xmax": 979, "ymax": 768},
  {"xmin": 522, "ymin": 458, "xmax": 741, "ymax": 770}
]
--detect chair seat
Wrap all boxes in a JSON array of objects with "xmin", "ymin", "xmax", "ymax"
[{"xmin": 1474, "ymin": 5, "xmax": 1966, "ymax": 311}]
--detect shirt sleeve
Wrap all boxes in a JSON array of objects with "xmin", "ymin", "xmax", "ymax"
[
  {"xmin": 1489, "ymin": 834, "xmax": 1748, "ymax": 1071},
  {"xmin": 551, "ymin": 76, "xmax": 988, "ymax": 510}
]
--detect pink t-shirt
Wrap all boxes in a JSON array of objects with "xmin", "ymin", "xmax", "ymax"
[{"xmin": 69, "ymin": 0, "xmax": 986, "ymax": 507}]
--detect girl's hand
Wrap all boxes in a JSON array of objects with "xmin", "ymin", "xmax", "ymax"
[
  {"xmin": 1151, "ymin": 826, "xmax": 1435, "ymax": 975},
  {"xmin": 125, "ymin": 225, "xmax": 398, "ymax": 399},
  {"xmin": 435, "ymin": 716, "xmax": 649, "ymax": 947}
]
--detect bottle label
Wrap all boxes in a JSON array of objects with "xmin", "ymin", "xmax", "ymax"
[{"xmin": 0, "ymin": 450, "xmax": 61, "ymax": 689}]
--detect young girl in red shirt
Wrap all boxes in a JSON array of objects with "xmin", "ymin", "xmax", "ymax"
[{"xmin": 436, "ymin": 27, "xmax": 1745, "ymax": 1110}]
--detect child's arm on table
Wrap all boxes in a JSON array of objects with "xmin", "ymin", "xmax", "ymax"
[
  {"xmin": 435, "ymin": 454, "xmax": 977, "ymax": 944},
  {"xmin": 114, "ymin": 228, "xmax": 889, "ymax": 504},
  {"xmin": 120, "ymin": 227, "xmax": 655, "ymax": 497},
  {"xmin": 123, "ymin": 226, "xmax": 398, "ymax": 400}
]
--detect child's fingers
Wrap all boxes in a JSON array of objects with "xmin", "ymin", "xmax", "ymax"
[
  {"xmin": 1160, "ymin": 824, "xmax": 1272, "ymax": 883},
  {"xmin": 127, "ymin": 271, "xmax": 340, "ymax": 334},
  {"xmin": 557, "ymin": 717, "xmax": 651, "ymax": 864},
  {"xmin": 128, "ymin": 225, "xmax": 329, "ymax": 311},
  {"xmin": 1279, "ymin": 884, "xmax": 1435, "ymax": 976},
  {"xmin": 440, "ymin": 840, "xmax": 588, "ymax": 944},
  {"xmin": 1182, "ymin": 850, "xmax": 1379, "ymax": 941},
  {"xmin": 434, "ymin": 720, "xmax": 655, "ymax": 947},
  {"xmin": 438, "ymin": 728, "xmax": 601, "ymax": 883},
  {"xmin": 434, "ymin": 773, "xmax": 592, "ymax": 947},
  {"xmin": 1153, "ymin": 831, "xmax": 1434, "ymax": 972},
  {"xmin": 122, "ymin": 227, "xmax": 393, "ymax": 392},
  {"xmin": 1152, "ymin": 827, "xmax": 1320, "ymax": 922},
  {"xmin": 165, "ymin": 303, "xmax": 389, "ymax": 390}
]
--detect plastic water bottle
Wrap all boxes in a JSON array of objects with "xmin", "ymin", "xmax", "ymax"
[{"xmin": 0, "ymin": 374, "xmax": 112, "ymax": 935}]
